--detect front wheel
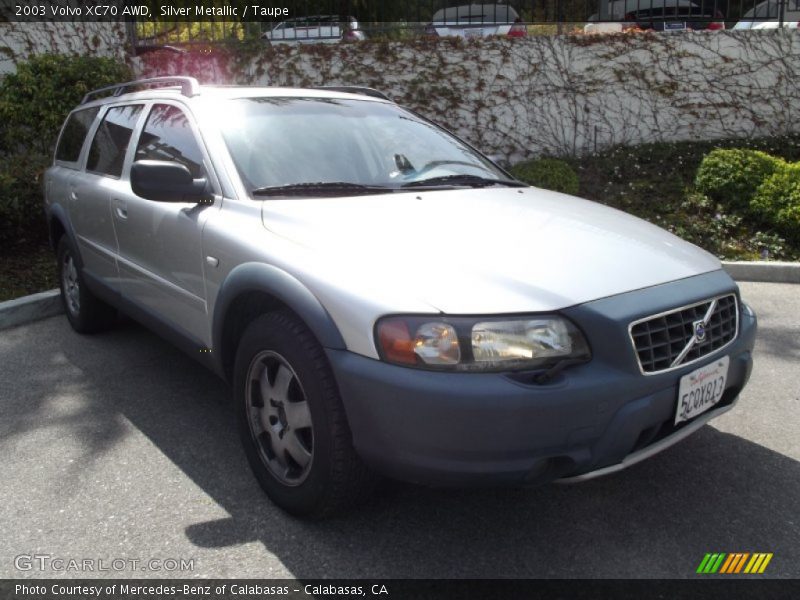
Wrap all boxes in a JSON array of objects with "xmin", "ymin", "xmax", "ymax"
[{"xmin": 233, "ymin": 311, "xmax": 376, "ymax": 517}]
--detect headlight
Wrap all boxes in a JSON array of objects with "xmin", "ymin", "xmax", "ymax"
[
  {"xmin": 375, "ymin": 315, "xmax": 590, "ymax": 372},
  {"xmin": 414, "ymin": 322, "xmax": 461, "ymax": 365}
]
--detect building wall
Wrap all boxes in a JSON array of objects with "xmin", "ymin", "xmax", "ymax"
[
  {"xmin": 3, "ymin": 24, "xmax": 797, "ymax": 160},
  {"xmin": 135, "ymin": 30, "xmax": 800, "ymax": 160},
  {"xmin": 0, "ymin": 22, "xmax": 128, "ymax": 75}
]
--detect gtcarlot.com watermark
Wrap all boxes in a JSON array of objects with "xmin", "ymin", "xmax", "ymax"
[{"xmin": 14, "ymin": 553, "xmax": 194, "ymax": 573}]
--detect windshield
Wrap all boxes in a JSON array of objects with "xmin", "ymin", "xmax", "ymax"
[{"xmin": 219, "ymin": 97, "xmax": 512, "ymax": 196}]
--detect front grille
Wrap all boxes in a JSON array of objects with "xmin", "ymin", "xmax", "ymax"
[{"xmin": 630, "ymin": 294, "xmax": 738, "ymax": 374}]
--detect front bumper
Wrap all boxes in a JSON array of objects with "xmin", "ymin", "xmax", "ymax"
[{"xmin": 328, "ymin": 270, "xmax": 757, "ymax": 486}]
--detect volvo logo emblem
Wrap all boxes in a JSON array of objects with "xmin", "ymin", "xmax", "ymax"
[{"xmin": 693, "ymin": 320, "xmax": 707, "ymax": 342}]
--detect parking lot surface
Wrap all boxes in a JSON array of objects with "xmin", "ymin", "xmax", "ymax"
[{"xmin": 0, "ymin": 282, "xmax": 798, "ymax": 579}]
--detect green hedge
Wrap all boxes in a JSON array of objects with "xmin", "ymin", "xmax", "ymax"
[
  {"xmin": 750, "ymin": 163, "xmax": 800, "ymax": 244},
  {"xmin": 694, "ymin": 149, "xmax": 784, "ymax": 213},
  {"xmin": 0, "ymin": 54, "xmax": 132, "ymax": 246},
  {"xmin": 509, "ymin": 157, "xmax": 580, "ymax": 195}
]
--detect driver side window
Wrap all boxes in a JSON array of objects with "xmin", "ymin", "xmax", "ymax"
[{"xmin": 135, "ymin": 104, "xmax": 205, "ymax": 178}]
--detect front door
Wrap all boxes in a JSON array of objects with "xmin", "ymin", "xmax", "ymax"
[{"xmin": 112, "ymin": 102, "xmax": 216, "ymax": 345}]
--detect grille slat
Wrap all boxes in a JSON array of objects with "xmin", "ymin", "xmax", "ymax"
[{"xmin": 630, "ymin": 295, "xmax": 738, "ymax": 374}]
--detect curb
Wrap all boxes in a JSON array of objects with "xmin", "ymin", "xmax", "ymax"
[
  {"xmin": 0, "ymin": 289, "xmax": 63, "ymax": 331},
  {"xmin": 721, "ymin": 261, "xmax": 800, "ymax": 284},
  {"xmin": 0, "ymin": 262, "xmax": 796, "ymax": 332}
]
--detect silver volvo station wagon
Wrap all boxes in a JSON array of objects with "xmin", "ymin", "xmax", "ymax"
[{"xmin": 44, "ymin": 77, "xmax": 757, "ymax": 517}]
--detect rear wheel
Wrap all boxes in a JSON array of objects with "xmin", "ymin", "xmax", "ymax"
[
  {"xmin": 233, "ymin": 311, "xmax": 375, "ymax": 517},
  {"xmin": 57, "ymin": 237, "xmax": 116, "ymax": 333}
]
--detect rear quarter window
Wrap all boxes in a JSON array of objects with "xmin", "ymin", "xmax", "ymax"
[{"xmin": 55, "ymin": 107, "xmax": 99, "ymax": 164}]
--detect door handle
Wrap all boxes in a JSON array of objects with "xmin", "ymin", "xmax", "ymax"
[{"xmin": 112, "ymin": 199, "xmax": 128, "ymax": 220}]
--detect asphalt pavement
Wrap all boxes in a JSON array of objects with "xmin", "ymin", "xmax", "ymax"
[{"xmin": 0, "ymin": 282, "xmax": 798, "ymax": 579}]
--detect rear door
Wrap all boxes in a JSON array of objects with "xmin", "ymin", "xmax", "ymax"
[
  {"xmin": 71, "ymin": 103, "xmax": 144, "ymax": 289},
  {"xmin": 47, "ymin": 106, "xmax": 100, "ymax": 247},
  {"xmin": 268, "ymin": 21, "xmax": 293, "ymax": 42},
  {"xmin": 293, "ymin": 18, "xmax": 341, "ymax": 43},
  {"xmin": 433, "ymin": 5, "xmax": 514, "ymax": 37}
]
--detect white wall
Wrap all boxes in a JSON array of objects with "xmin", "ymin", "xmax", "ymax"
[
  {"xmin": 4, "ymin": 24, "xmax": 797, "ymax": 160},
  {"xmin": 136, "ymin": 30, "xmax": 800, "ymax": 160},
  {"xmin": 0, "ymin": 22, "xmax": 127, "ymax": 75}
]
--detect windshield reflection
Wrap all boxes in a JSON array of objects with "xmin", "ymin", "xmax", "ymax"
[{"xmin": 219, "ymin": 97, "xmax": 507, "ymax": 195}]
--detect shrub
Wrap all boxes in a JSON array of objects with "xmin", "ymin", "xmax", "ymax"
[
  {"xmin": 0, "ymin": 153, "xmax": 51, "ymax": 245},
  {"xmin": 666, "ymin": 192, "xmax": 744, "ymax": 258},
  {"xmin": 750, "ymin": 163, "xmax": 800, "ymax": 244},
  {"xmin": 510, "ymin": 157, "xmax": 580, "ymax": 195},
  {"xmin": 746, "ymin": 231, "xmax": 787, "ymax": 260},
  {"xmin": 695, "ymin": 149, "xmax": 784, "ymax": 212},
  {"xmin": 0, "ymin": 54, "xmax": 132, "ymax": 246}
]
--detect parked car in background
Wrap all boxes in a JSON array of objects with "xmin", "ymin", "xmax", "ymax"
[
  {"xmin": 426, "ymin": 3, "xmax": 527, "ymax": 37},
  {"xmin": 585, "ymin": 0, "xmax": 725, "ymax": 32},
  {"xmin": 733, "ymin": 0, "xmax": 800, "ymax": 28},
  {"xmin": 261, "ymin": 15, "xmax": 367, "ymax": 44},
  {"xmin": 745, "ymin": 19, "xmax": 800, "ymax": 27}
]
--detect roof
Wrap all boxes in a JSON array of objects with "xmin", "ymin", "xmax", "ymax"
[{"xmin": 281, "ymin": 15, "xmax": 357, "ymax": 22}]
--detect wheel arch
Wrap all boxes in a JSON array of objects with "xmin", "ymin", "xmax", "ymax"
[
  {"xmin": 213, "ymin": 263, "xmax": 346, "ymax": 383},
  {"xmin": 47, "ymin": 204, "xmax": 82, "ymax": 265}
]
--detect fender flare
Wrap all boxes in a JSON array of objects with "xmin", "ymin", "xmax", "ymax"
[
  {"xmin": 47, "ymin": 203, "xmax": 83, "ymax": 267},
  {"xmin": 212, "ymin": 262, "xmax": 347, "ymax": 355}
]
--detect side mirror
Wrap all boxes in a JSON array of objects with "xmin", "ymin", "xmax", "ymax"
[{"xmin": 131, "ymin": 160, "xmax": 210, "ymax": 203}]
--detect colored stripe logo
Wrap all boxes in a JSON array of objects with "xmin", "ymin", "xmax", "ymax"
[{"xmin": 696, "ymin": 553, "xmax": 773, "ymax": 574}]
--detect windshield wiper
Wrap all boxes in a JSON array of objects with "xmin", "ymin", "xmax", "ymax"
[
  {"xmin": 401, "ymin": 174, "xmax": 526, "ymax": 189},
  {"xmin": 252, "ymin": 182, "xmax": 394, "ymax": 197}
]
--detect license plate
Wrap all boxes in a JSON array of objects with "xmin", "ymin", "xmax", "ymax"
[
  {"xmin": 675, "ymin": 356, "xmax": 729, "ymax": 425},
  {"xmin": 465, "ymin": 28, "xmax": 483, "ymax": 37},
  {"xmin": 664, "ymin": 22, "xmax": 687, "ymax": 31}
]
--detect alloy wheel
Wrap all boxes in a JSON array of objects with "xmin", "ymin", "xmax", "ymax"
[
  {"xmin": 245, "ymin": 350, "xmax": 314, "ymax": 486},
  {"xmin": 62, "ymin": 253, "xmax": 80, "ymax": 316}
]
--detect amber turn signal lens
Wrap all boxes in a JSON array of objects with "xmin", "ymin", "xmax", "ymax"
[{"xmin": 377, "ymin": 318, "xmax": 417, "ymax": 365}]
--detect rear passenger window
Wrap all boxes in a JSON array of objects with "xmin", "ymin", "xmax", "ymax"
[
  {"xmin": 55, "ymin": 107, "xmax": 99, "ymax": 163},
  {"xmin": 135, "ymin": 104, "xmax": 205, "ymax": 178},
  {"xmin": 87, "ymin": 104, "xmax": 143, "ymax": 177}
]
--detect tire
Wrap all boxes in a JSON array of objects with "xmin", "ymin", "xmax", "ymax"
[
  {"xmin": 56, "ymin": 236, "xmax": 117, "ymax": 334},
  {"xmin": 233, "ymin": 310, "xmax": 376, "ymax": 517}
]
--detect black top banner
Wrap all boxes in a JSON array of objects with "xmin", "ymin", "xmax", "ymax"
[
  {"xmin": 2, "ymin": 1, "xmax": 295, "ymax": 23},
  {"xmin": 0, "ymin": 0, "xmax": 779, "ymax": 25}
]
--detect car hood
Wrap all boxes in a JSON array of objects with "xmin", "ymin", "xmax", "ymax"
[{"xmin": 261, "ymin": 187, "xmax": 721, "ymax": 314}]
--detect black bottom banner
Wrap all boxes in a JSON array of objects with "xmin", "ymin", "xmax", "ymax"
[{"xmin": 2, "ymin": 579, "xmax": 799, "ymax": 600}]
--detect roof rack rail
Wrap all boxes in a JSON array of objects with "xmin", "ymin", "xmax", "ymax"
[
  {"xmin": 81, "ymin": 76, "xmax": 201, "ymax": 104},
  {"xmin": 312, "ymin": 86, "xmax": 391, "ymax": 101}
]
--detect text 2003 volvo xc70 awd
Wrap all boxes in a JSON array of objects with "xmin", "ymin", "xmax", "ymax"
[{"xmin": 45, "ymin": 77, "xmax": 756, "ymax": 516}]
